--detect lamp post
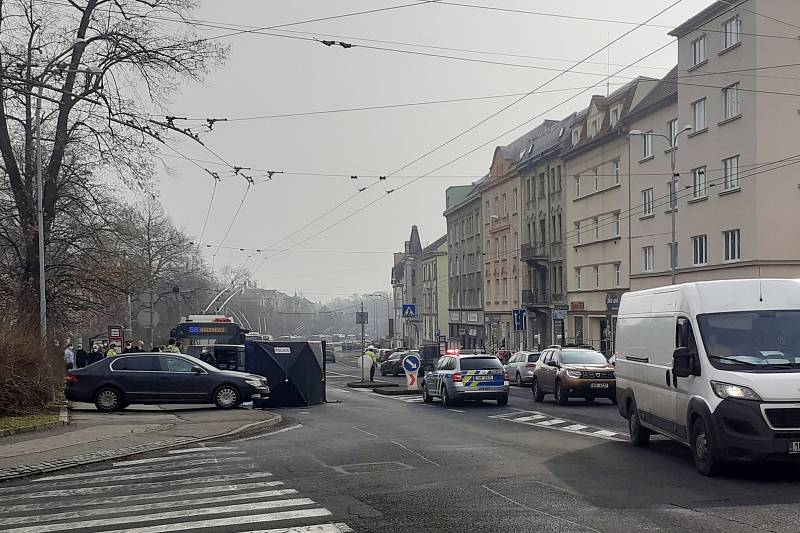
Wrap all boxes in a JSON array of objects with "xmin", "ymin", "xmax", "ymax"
[
  {"xmin": 629, "ymin": 125, "xmax": 692, "ymax": 285},
  {"xmin": 368, "ymin": 293, "xmax": 391, "ymax": 341}
]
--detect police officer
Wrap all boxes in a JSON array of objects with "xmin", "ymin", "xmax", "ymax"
[
  {"xmin": 106, "ymin": 343, "xmax": 119, "ymax": 358},
  {"xmin": 365, "ymin": 345, "xmax": 378, "ymax": 381},
  {"xmin": 165, "ymin": 338, "xmax": 181, "ymax": 353}
]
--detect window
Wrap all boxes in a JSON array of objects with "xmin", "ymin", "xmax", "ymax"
[
  {"xmin": 538, "ymin": 175, "xmax": 545, "ymax": 198},
  {"xmin": 667, "ymin": 181, "xmax": 677, "ymax": 210},
  {"xmin": 642, "ymin": 246, "xmax": 654, "ymax": 272},
  {"xmin": 513, "ymin": 188, "xmax": 518, "ymax": 212},
  {"xmin": 667, "ymin": 118, "xmax": 678, "ymax": 148},
  {"xmin": 722, "ymin": 82, "xmax": 741, "ymax": 119},
  {"xmin": 485, "ymin": 239, "xmax": 490, "ymax": 258},
  {"xmin": 642, "ymin": 188, "xmax": 654, "ymax": 216},
  {"xmin": 614, "ymin": 264, "xmax": 621, "ymax": 287},
  {"xmin": 612, "ymin": 213, "xmax": 620, "ymax": 237},
  {"xmin": 575, "ymin": 176, "xmax": 581, "ymax": 198},
  {"xmin": 493, "ymin": 196, "xmax": 498, "ymax": 216},
  {"xmin": 593, "ymin": 168, "xmax": 599, "ymax": 191},
  {"xmin": 692, "ymin": 98, "xmax": 706, "ymax": 130},
  {"xmin": 571, "ymin": 127, "xmax": 581, "ymax": 145},
  {"xmin": 486, "ymin": 280, "xmax": 491, "ymax": 301},
  {"xmin": 574, "ymin": 316, "xmax": 584, "ymax": 344},
  {"xmin": 494, "ymin": 238, "xmax": 500, "ymax": 259},
  {"xmin": 593, "ymin": 217, "xmax": 599, "ymax": 240},
  {"xmin": 575, "ymin": 268, "xmax": 582, "ymax": 289},
  {"xmin": 692, "ymin": 234, "xmax": 708, "ymax": 265},
  {"xmin": 513, "ymin": 232, "xmax": 519, "ymax": 253},
  {"xmin": 503, "ymin": 278, "xmax": 508, "ymax": 300},
  {"xmin": 557, "ymin": 214, "xmax": 562, "ymax": 240},
  {"xmin": 588, "ymin": 119, "xmax": 599, "ymax": 137},
  {"xmin": 558, "ymin": 265, "xmax": 564, "ymax": 293},
  {"xmin": 575, "ymin": 222, "xmax": 581, "ymax": 244},
  {"xmin": 723, "ymin": 155, "xmax": 740, "ymax": 190},
  {"xmin": 593, "ymin": 266, "xmax": 600, "ymax": 288},
  {"xmin": 691, "ymin": 35, "xmax": 706, "ymax": 66},
  {"xmin": 610, "ymin": 107, "xmax": 620, "ymax": 127},
  {"xmin": 723, "ymin": 229, "xmax": 741, "ymax": 261},
  {"xmin": 161, "ymin": 356, "xmax": 197, "ymax": 373},
  {"xmin": 668, "ymin": 242, "xmax": 678, "ymax": 269},
  {"xmin": 692, "ymin": 166, "xmax": 707, "ymax": 198},
  {"xmin": 557, "ymin": 165, "xmax": 562, "ymax": 190},
  {"xmin": 722, "ymin": 15, "xmax": 741, "ymax": 49},
  {"xmin": 502, "ymin": 236, "xmax": 507, "ymax": 257},
  {"xmin": 502, "ymin": 193, "xmax": 507, "ymax": 215},
  {"xmin": 612, "ymin": 159, "xmax": 620, "ymax": 184},
  {"xmin": 111, "ymin": 356, "xmax": 157, "ymax": 371},
  {"xmin": 642, "ymin": 131, "xmax": 653, "ymax": 159}
]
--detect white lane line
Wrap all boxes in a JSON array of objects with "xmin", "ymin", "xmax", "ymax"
[
  {"xmin": 351, "ymin": 427, "xmax": 380, "ymax": 438},
  {"xmin": 447, "ymin": 409, "xmax": 466, "ymax": 413},
  {"xmin": 19, "ymin": 465, "xmax": 254, "ymax": 488},
  {"xmin": 482, "ymin": 485, "xmax": 601, "ymax": 533},
  {"xmin": 590, "ymin": 429, "xmax": 619, "ymax": 437},
  {"xmin": 509, "ymin": 415, "xmax": 547, "ymax": 423},
  {"xmin": 488, "ymin": 411, "xmax": 524, "ymax": 419},
  {"xmin": 96, "ymin": 508, "xmax": 334, "ymax": 533},
  {"xmin": 2, "ymin": 498, "xmax": 318, "ymax": 533},
  {"xmin": 168, "ymin": 446, "xmax": 237, "ymax": 454},
  {"xmin": 114, "ymin": 452, "xmax": 245, "ymax": 466},
  {"xmin": 10, "ymin": 472, "xmax": 274, "ymax": 499},
  {"xmin": 0, "ymin": 489, "xmax": 299, "ymax": 526},
  {"xmin": 390, "ymin": 441, "xmax": 440, "ymax": 467},
  {"xmin": 0, "ymin": 481, "xmax": 285, "ymax": 513},
  {"xmin": 536, "ymin": 419, "xmax": 567, "ymax": 427},
  {"xmin": 561, "ymin": 424, "xmax": 589, "ymax": 431},
  {"xmin": 402, "ymin": 397, "xmax": 424, "ymax": 403},
  {"xmin": 232, "ymin": 424, "xmax": 303, "ymax": 442},
  {"xmin": 243, "ymin": 525, "xmax": 353, "ymax": 533},
  {"xmin": 28, "ymin": 457, "xmax": 248, "ymax": 482}
]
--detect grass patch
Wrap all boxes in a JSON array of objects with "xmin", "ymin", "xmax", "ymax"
[{"xmin": 0, "ymin": 413, "xmax": 59, "ymax": 431}]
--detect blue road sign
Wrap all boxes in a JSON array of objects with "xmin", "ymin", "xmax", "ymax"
[
  {"xmin": 402, "ymin": 304, "xmax": 417, "ymax": 319},
  {"xmin": 434, "ymin": 328, "xmax": 440, "ymax": 338},
  {"xmin": 513, "ymin": 309, "xmax": 526, "ymax": 331},
  {"xmin": 402, "ymin": 354, "xmax": 421, "ymax": 373}
]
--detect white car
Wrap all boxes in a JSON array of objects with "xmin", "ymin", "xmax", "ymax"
[{"xmin": 504, "ymin": 351, "xmax": 541, "ymax": 386}]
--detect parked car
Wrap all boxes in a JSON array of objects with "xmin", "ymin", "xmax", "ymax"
[
  {"xmin": 422, "ymin": 354, "xmax": 509, "ymax": 406},
  {"xmin": 616, "ymin": 279, "xmax": 800, "ymax": 476},
  {"xmin": 532, "ymin": 346, "xmax": 615, "ymax": 405},
  {"xmin": 377, "ymin": 349, "xmax": 395, "ymax": 363},
  {"xmin": 505, "ymin": 351, "xmax": 541, "ymax": 386},
  {"xmin": 380, "ymin": 351, "xmax": 405, "ymax": 376},
  {"xmin": 324, "ymin": 348, "xmax": 336, "ymax": 363},
  {"xmin": 65, "ymin": 353, "xmax": 269, "ymax": 412}
]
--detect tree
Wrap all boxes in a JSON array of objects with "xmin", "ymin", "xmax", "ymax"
[{"xmin": 0, "ymin": 0, "xmax": 225, "ymax": 332}]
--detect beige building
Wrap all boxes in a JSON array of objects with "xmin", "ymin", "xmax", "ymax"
[
  {"xmin": 630, "ymin": 0, "xmax": 800, "ymax": 288},
  {"xmin": 420, "ymin": 236, "xmax": 448, "ymax": 343},
  {"xmin": 563, "ymin": 79, "xmax": 657, "ymax": 354}
]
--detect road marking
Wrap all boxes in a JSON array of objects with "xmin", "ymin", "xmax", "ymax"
[
  {"xmin": 447, "ymin": 409, "xmax": 465, "ymax": 413},
  {"xmin": 114, "ymin": 452, "xmax": 245, "ymax": 466},
  {"xmin": 401, "ymin": 397, "xmax": 424, "ymax": 403},
  {"xmin": 234, "ymin": 526, "xmax": 352, "ymax": 533},
  {"xmin": 28, "ymin": 457, "xmax": 250, "ymax": 482},
  {"xmin": 492, "ymin": 410, "xmax": 626, "ymax": 442},
  {"xmin": 481, "ymin": 485, "xmax": 602, "ymax": 533},
  {"xmin": 390, "ymin": 441, "xmax": 440, "ymax": 467},
  {"xmin": 9, "ymin": 472, "xmax": 274, "ymax": 499},
  {"xmin": 0, "ymin": 481, "xmax": 285, "ymax": 513},
  {"xmin": 86, "ymin": 508, "xmax": 334, "ymax": 533},
  {"xmin": 591, "ymin": 429, "xmax": 619, "ymax": 437},
  {"xmin": 509, "ymin": 414, "xmax": 547, "ymax": 422},
  {"xmin": 561, "ymin": 424, "xmax": 589, "ymax": 431},
  {"xmin": 232, "ymin": 424, "xmax": 304, "ymax": 442},
  {"xmin": 0, "ymin": 489, "xmax": 300, "ymax": 527},
  {"xmin": 536, "ymin": 418, "xmax": 567, "ymax": 426},
  {"xmin": 168, "ymin": 446, "xmax": 237, "ymax": 454},
  {"xmin": 20, "ymin": 465, "xmax": 254, "ymax": 488},
  {"xmin": 352, "ymin": 427, "xmax": 380, "ymax": 438},
  {"xmin": 2, "ymin": 498, "xmax": 317, "ymax": 533}
]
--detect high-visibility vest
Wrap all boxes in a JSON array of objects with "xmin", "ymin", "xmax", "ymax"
[
  {"xmin": 166, "ymin": 345, "xmax": 181, "ymax": 354},
  {"xmin": 106, "ymin": 348, "xmax": 119, "ymax": 358}
]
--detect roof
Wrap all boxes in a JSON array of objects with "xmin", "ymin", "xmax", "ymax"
[
  {"xmin": 669, "ymin": 1, "xmax": 741, "ymax": 38},
  {"xmin": 443, "ymin": 174, "xmax": 487, "ymax": 216},
  {"xmin": 496, "ymin": 120, "xmax": 560, "ymax": 165},
  {"xmin": 420, "ymin": 234, "xmax": 447, "ymax": 257},
  {"xmin": 513, "ymin": 114, "xmax": 576, "ymax": 169},
  {"xmin": 627, "ymin": 66, "xmax": 678, "ymax": 121}
]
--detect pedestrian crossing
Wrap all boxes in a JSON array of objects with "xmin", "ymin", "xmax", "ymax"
[
  {"xmin": 489, "ymin": 410, "xmax": 626, "ymax": 441},
  {"xmin": 0, "ymin": 444, "xmax": 352, "ymax": 533}
]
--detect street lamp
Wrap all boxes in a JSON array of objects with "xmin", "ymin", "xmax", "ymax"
[
  {"xmin": 368, "ymin": 293, "xmax": 391, "ymax": 341},
  {"xmin": 629, "ymin": 125, "xmax": 692, "ymax": 285}
]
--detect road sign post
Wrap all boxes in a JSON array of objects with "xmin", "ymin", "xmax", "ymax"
[{"xmin": 402, "ymin": 353, "xmax": 421, "ymax": 390}]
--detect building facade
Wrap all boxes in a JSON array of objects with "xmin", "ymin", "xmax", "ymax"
[
  {"xmin": 391, "ymin": 226, "xmax": 423, "ymax": 348},
  {"xmin": 420, "ymin": 235, "xmax": 447, "ymax": 343},
  {"xmin": 444, "ymin": 182, "xmax": 485, "ymax": 349}
]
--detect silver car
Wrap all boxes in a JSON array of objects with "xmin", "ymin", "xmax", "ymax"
[
  {"xmin": 504, "ymin": 351, "xmax": 541, "ymax": 387},
  {"xmin": 421, "ymin": 354, "xmax": 510, "ymax": 407}
]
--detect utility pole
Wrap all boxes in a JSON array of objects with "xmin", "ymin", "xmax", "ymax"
[{"xmin": 360, "ymin": 301, "xmax": 365, "ymax": 357}]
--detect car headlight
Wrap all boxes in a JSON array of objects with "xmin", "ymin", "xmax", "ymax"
[
  {"xmin": 566, "ymin": 370, "xmax": 582, "ymax": 379},
  {"xmin": 710, "ymin": 381, "xmax": 762, "ymax": 401},
  {"xmin": 245, "ymin": 379, "xmax": 264, "ymax": 387}
]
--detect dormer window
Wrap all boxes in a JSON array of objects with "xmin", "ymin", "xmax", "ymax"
[
  {"xmin": 571, "ymin": 127, "xmax": 581, "ymax": 145},
  {"xmin": 610, "ymin": 107, "xmax": 621, "ymax": 127}
]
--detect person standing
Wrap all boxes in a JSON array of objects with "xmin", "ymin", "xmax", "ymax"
[
  {"xmin": 75, "ymin": 344, "xmax": 88, "ymax": 368},
  {"xmin": 136, "ymin": 340, "xmax": 146, "ymax": 352},
  {"xmin": 64, "ymin": 344, "xmax": 75, "ymax": 372},
  {"xmin": 87, "ymin": 344, "xmax": 103, "ymax": 365},
  {"xmin": 122, "ymin": 341, "xmax": 134, "ymax": 354},
  {"xmin": 364, "ymin": 345, "xmax": 378, "ymax": 382},
  {"xmin": 106, "ymin": 343, "xmax": 119, "ymax": 358},
  {"xmin": 165, "ymin": 338, "xmax": 181, "ymax": 354}
]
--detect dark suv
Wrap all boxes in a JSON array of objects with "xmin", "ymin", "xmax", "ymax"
[{"xmin": 65, "ymin": 353, "xmax": 269, "ymax": 412}]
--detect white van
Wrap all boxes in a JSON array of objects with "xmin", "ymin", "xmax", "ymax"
[{"xmin": 615, "ymin": 279, "xmax": 800, "ymax": 475}]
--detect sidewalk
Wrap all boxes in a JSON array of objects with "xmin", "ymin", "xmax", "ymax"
[{"xmin": 0, "ymin": 403, "xmax": 282, "ymax": 481}]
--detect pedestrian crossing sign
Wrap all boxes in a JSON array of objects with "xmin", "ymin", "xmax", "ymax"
[{"xmin": 402, "ymin": 304, "xmax": 416, "ymax": 318}]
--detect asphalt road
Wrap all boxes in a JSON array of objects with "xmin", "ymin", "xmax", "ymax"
[{"xmin": 2, "ymin": 353, "xmax": 799, "ymax": 532}]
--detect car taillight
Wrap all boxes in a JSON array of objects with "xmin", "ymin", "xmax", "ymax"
[
  {"xmin": 525, "ymin": 363, "xmax": 536, "ymax": 368},
  {"xmin": 452, "ymin": 372, "xmax": 462, "ymax": 382},
  {"xmin": 504, "ymin": 371, "xmax": 510, "ymax": 381},
  {"xmin": 66, "ymin": 373, "xmax": 78, "ymax": 383}
]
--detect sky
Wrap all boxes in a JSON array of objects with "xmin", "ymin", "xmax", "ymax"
[{"xmin": 154, "ymin": 0, "xmax": 717, "ymax": 302}]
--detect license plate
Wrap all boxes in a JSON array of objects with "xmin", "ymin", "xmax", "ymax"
[
  {"xmin": 473, "ymin": 375, "xmax": 492, "ymax": 381},
  {"xmin": 791, "ymin": 441, "xmax": 800, "ymax": 454},
  {"xmin": 590, "ymin": 383, "xmax": 609, "ymax": 389}
]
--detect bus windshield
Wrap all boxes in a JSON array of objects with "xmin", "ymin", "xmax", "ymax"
[{"xmin": 174, "ymin": 322, "xmax": 245, "ymax": 346}]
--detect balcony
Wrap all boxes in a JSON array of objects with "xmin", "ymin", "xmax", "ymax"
[
  {"xmin": 522, "ymin": 289, "xmax": 549, "ymax": 308},
  {"xmin": 520, "ymin": 242, "xmax": 550, "ymax": 265}
]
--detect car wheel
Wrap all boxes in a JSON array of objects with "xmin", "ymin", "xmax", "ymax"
[
  {"xmin": 214, "ymin": 385, "xmax": 240, "ymax": 409},
  {"xmin": 441, "ymin": 386, "xmax": 450, "ymax": 407},
  {"xmin": 628, "ymin": 399, "xmax": 651, "ymax": 447},
  {"xmin": 497, "ymin": 395, "xmax": 509, "ymax": 407},
  {"xmin": 555, "ymin": 380, "xmax": 568, "ymax": 406},
  {"xmin": 94, "ymin": 387, "xmax": 122, "ymax": 412},
  {"xmin": 532, "ymin": 378, "xmax": 545, "ymax": 403},
  {"xmin": 422, "ymin": 383, "xmax": 433, "ymax": 403},
  {"xmin": 692, "ymin": 418, "xmax": 722, "ymax": 476},
  {"xmin": 516, "ymin": 373, "xmax": 524, "ymax": 387}
]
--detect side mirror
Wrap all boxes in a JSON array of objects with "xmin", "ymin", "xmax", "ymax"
[
  {"xmin": 672, "ymin": 347, "xmax": 695, "ymax": 378},
  {"xmin": 191, "ymin": 365, "xmax": 204, "ymax": 374},
  {"xmin": 547, "ymin": 360, "xmax": 558, "ymax": 368}
]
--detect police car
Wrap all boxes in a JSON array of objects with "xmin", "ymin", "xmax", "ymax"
[{"xmin": 421, "ymin": 352, "xmax": 510, "ymax": 406}]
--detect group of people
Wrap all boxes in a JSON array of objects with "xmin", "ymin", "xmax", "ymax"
[{"xmin": 63, "ymin": 338, "xmax": 183, "ymax": 371}]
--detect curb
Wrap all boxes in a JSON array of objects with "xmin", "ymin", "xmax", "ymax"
[
  {"xmin": 346, "ymin": 381, "xmax": 399, "ymax": 389},
  {"xmin": 0, "ymin": 407, "xmax": 69, "ymax": 438},
  {"xmin": 0, "ymin": 412, "xmax": 283, "ymax": 483},
  {"xmin": 372, "ymin": 387, "xmax": 422, "ymax": 396}
]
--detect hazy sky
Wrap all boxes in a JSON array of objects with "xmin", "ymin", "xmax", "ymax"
[{"xmin": 155, "ymin": 0, "xmax": 716, "ymax": 301}]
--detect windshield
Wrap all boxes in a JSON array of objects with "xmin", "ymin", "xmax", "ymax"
[
  {"xmin": 698, "ymin": 311, "xmax": 800, "ymax": 371},
  {"xmin": 460, "ymin": 357, "xmax": 503, "ymax": 370},
  {"xmin": 561, "ymin": 350, "xmax": 608, "ymax": 365}
]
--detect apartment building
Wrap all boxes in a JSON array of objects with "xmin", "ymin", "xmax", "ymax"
[
  {"xmin": 444, "ymin": 180, "xmax": 485, "ymax": 349},
  {"xmin": 563, "ymin": 79, "xmax": 657, "ymax": 354},
  {"xmin": 628, "ymin": 0, "xmax": 800, "ymax": 288},
  {"xmin": 390, "ymin": 225, "xmax": 423, "ymax": 348},
  {"xmin": 507, "ymin": 116, "xmax": 574, "ymax": 349},
  {"xmin": 420, "ymin": 235, "xmax": 448, "ymax": 343}
]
